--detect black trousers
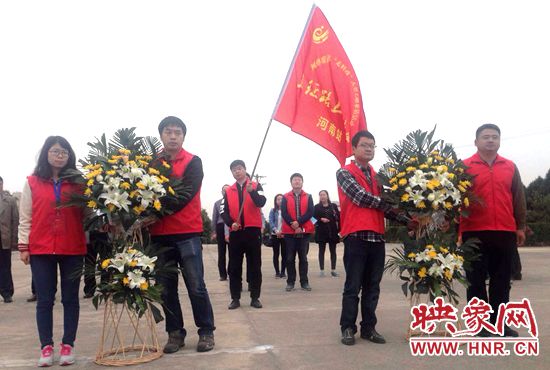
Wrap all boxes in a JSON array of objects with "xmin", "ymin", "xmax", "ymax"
[
  {"xmin": 216, "ymin": 223, "xmax": 228, "ymax": 279},
  {"xmin": 463, "ymin": 230, "xmax": 516, "ymax": 323},
  {"xmin": 318, "ymin": 241, "xmax": 337, "ymax": 270},
  {"xmin": 83, "ymin": 232, "xmax": 110, "ymax": 295},
  {"xmin": 285, "ymin": 235, "xmax": 310, "ymax": 285},
  {"xmin": 0, "ymin": 249, "xmax": 14, "ymax": 299},
  {"xmin": 228, "ymin": 228, "xmax": 262, "ymax": 300},
  {"xmin": 271, "ymin": 236, "xmax": 286, "ymax": 275}
]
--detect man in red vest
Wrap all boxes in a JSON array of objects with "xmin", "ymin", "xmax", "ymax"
[
  {"xmin": 149, "ymin": 116, "xmax": 215, "ymax": 354},
  {"xmin": 281, "ymin": 173, "xmax": 314, "ymax": 292},
  {"xmin": 460, "ymin": 123, "xmax": 526, "ymax": 337},
  {"xmin": 337, "ymin": 131, "xmax": 412, "ymax": 346},
  {"xmin": 221, "ymin": 160, "xmax": 266, "ymax": 310}
]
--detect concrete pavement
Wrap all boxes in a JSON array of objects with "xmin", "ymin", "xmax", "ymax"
[{"xmin": 1, "ymin": 244, "xmax": 548, "ymax": 369}]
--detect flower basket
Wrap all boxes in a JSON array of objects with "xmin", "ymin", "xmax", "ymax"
[
  {"xmin": 406, "ymin": 291, "xmax": 461, "ymax": 340},
  {"xmin": 95, "ymin": 297, "xmax": 162, "ymax": 366}
]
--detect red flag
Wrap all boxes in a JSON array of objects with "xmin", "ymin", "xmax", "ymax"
[{"xmin": 272, "ymin": 5, "xmax": 367, "ymax": 166}]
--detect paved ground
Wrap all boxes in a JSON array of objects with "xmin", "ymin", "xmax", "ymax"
[{"xmin": 0, "ymin": 244, "xmax": 548, "ymax": 369}]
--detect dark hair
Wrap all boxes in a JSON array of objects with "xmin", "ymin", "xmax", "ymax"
[
  {"xmin": 290, "ymin": 172, "xmax": 303, "ymax": 182},
  {"xmin": 33, "ymin": 136, "xmax": 77, "ymax": 180},
  {"xmin": 273, "ymin": 193, "xmax": 283, "ymax": 210},
  {"xmin": 318, "ymin": 189, "xmax": 331, "ymax": 204},
  {"xmin": 351, "ymin": 130, "xmax": 375, "ymax": 147},
  {"xmin": 221, "ymin": 184, "xmax": 230, "ymax": 191},
  {"xmin": 158, "ymin": 116, "xmax": 187, "ymax": 136},
  {"xmin": 0, "ymin": 176, "xmax": 3, "ymax": 182},
  {"xmin": 476, "ymin": 123, "xmax": 501, "ymax": 138},
  {"xmin": 230, "ymin": 159, "xmax": 246, "ymax": 170}
]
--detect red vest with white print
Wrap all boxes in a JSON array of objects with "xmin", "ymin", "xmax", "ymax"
[
  {"xmin": 338, "ymin": 162, "xmax": 385, "ymax": 236},
  {"xmin": 150, "ymin": 149, "xmax": 203, "ymax": 235}
]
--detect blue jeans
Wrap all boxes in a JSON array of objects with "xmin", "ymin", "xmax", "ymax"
[
  {"xmin": 30, "ymin": 254, "xmax": 84, "ymax": 348},
  {"xmin": 153, "ymin": 235, "xmax": 215, "ymax": 336},
  {"xmin": 339, "ymin": 237, "xmax": 385, "ymax": 334}
]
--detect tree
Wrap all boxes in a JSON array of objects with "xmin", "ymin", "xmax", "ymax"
[
  {"xmin": 201, "ymin": 208, "xmax": 214, "ymax": 244},
  {"xmin": 525, "ymin": 169, "xmax": 550, "ymax": 245}
]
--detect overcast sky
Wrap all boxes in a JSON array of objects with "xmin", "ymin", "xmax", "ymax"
[{"xmin": 1, "ymin": 0, "xmax": 549, "ymax": 220}]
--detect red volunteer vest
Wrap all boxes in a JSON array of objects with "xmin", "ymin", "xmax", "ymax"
[
  {"xmin": 27, "ymin": 176, "xmax": 86, "ymax": 255},
  {"xmin": 459, "ymin": 153, "xmax": 517, "ymax": 233},
  {"xmin": 338, "ymin": 162, "xmax": 385, "ymax": 236},
  {"xmin": 226, "ymin": 180, "xmax": 263, "ymax": 229},
  {"xmin": 281, "ymin": 190, "xmax": 314, "ymax": 234},
  {"xmin": 150, "ymin": 149, "xmax": 203, "ymax": 235}
]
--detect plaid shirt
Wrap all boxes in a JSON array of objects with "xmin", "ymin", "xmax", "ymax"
[{"xmin": 337, "ymin": 162, "xmax": 409, "ymax": 242}]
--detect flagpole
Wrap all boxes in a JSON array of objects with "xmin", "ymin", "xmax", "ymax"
[{"xmin": 235, "ymin": 4, "xmax": 317, "ymax": 226}]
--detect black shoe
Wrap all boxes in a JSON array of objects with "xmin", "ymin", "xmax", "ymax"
[
  {"xmin": 163, "ymin": 330, "xmax": 186, "ymax": 353},
  {"xmin": 228, "ymin": 299, "xmax": 240, "ymax": 310},
  {"xmin": 341, "ymin": 328, "xmax": 355, "ymax": 345},
  {"xmin": 250, "ymin": 299, "xmax": 263, "ymax": 309},
  {"xmin": 83, "ymin": 292, "xmax": 94, "ymax": 299},
  {"xmin": 3, "ymin": 296, "xmax": 13, "ymax": 303},
  {"xmin": 361, "ymin": 329, "xmax": 386, "ymax": 344},
  {"xmin": 280, "ymin": 273, "xmax": 286, "ymax": 279},
  {"xmin": 275, "ymin": 273, "xmax": 281, "ymax": 278},
  {"xmin": 27, "ymin": 294, "xmax": 37, "ymax": 302},
  {"xmin": 511, "ymin": 273, "xmax": 522, "ymax": 281},
  {"xmin": 503, "ymin": 327, "xmax": 519, "ymax": 337},
  {"xmin": 285, "ymin": 284, "xmax": 294, "ymax": 292},
  {"xmin": 301, "ymin": 283, "xmax": 312, "ymax": 291},
  {"xmin": 197, "ymin": 334, "xmax": 215, "ymax": 352},
  {"xmin": 219, "ymin": 276, "xmax": 227, "ymax": 281}
]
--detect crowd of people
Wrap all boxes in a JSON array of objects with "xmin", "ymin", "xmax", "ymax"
[{"xmin": 0, "ymin": 118, "xmax": 527, "ymax": 366}]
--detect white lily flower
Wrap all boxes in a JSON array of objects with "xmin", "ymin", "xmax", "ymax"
[
  {"xmin": 137, "ymin": 255, "xmax": 157, "ymax": 272},
  {"xmin": 99, "ymin": 190, "xmax": 132, "ymax": 212},
  {"xmin": 127, "ymin": 270, "xmax": 146, "ymax": 289}
]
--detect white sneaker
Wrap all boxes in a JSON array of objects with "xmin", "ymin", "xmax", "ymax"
[
  {"xmin": 59, "ymin": 344, "xmax": 75, "ymax": 366},
  {"xmin": 320, "ymin": 270, "xmax": 325, "ymax": 277},
  {"xmin": 38, "ymin": 345, "xmax": 54, "ymax": 367}
]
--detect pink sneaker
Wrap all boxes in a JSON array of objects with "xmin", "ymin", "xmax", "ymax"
[
  {"xmin": 58, "ymin": 344, "xmax": 75, "ymax": 366},
  {"xmin": 38, "ymin": 345, "xmax": 54, "ymax": 367}
]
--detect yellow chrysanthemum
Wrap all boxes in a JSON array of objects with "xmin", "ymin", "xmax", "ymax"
[
  {"xmin": 123, "ymin": 277, "xmax": 129, "ymax": 286},
  {"xmin": 427, "ymin": 250, "xmax": 437, "ymax": 259},
  {"xmin": 408, "ymin": 157, "xmax": 418, "ymax": 163},
  {"xmin": 444, "ymin": 201, "xmax": 453, "ymax": 210},
  {"xmin": 87, "ymin": 179, "xmax": 94, "ymax": 186},
  {"xmin": 437, "ymin": 165, "xmax": 448, "ymax": 173},
  {"xmin": 457, "ymin": 255, "xmax": 464, "ymax": 262},
  {"xmin": 396, "ymin": 172, "xmax": 406, "ymax": 178},
  {"xmin": 160, "ymin": 175, "xmax": 169, "ymax": 183},
  {"xmin": 139, "ymin": 160, "xmax": 149, "ymax": 167},
  {"xmin": 154, "ymin": 200, "xmax": 162, "ymax": 211},
  {"xmin": 406, "ymin": 166, "xmax": 416, "ymax": 172},
  {"xmin": 419, "ymin": 164, "xmax": 429, "ymax": 169},
  {"xmin": 401, "ymin": 193, "xmax": 410, "ymax": 202},
  {"xmin": 168, "ymin": 186, "xmax": 175, "ymax": 195},
  {"xmin": 129, "ymin": 190, "xmax": 138, "ymax": 199},
  {"xmin": 430, "ymin": 150, "xmax": 439, "ymax": 156},
  {"xmin": 398, "ymin": 178, "xmax": 407, "ymax": 186},
  {"xmin": 416, "ymin": 201, "xmax": 426, "ymax": 209},
  {"xmin": 136, "ymin": 182, "xmax": 146, "ymax": 190},
  {"xmin": 101, "ymin": 259, "xmax": 110, "ymax": 269},
  {"xmin": 388, "ymin": 167, "xmax": 397, "ymax": 172},
  {"xmin": 418, "ymin": 267, "xmax": 427, "ymax": 278},
  {"xmin": 435, "ymin": 155, "xmax": 444, "ymax": 161},
  {"xmin": 148, "ymin": 167, "xmax": 160, "ymax": 175},
  {"xmin": 107, "ymin": 204, "xmax": 115, "ymax": 212},
  {"xmin": 108, "ymin": 159, "xmax": 117, "ymax": 164},
  {"xmin": 439, "ymin": 247, "xmax": 449, "ymax": 253},
  {"xmin": 458, "ymin": 168, "xmax": 464, "ymax": 173},
  {"xmin": 447, "ymin": 173, "xmax": 455, "ymax": 180},
  {"xmin": 426, "ymin": 244, "xmax": 434, "ymax": 249},
  {"xmin": 427, "ymin": 179, "xmax": 441, "ymax": 190},
  {"xmin": 87, "ymin": 200, "xmax": 97, "ymax": 208},
  {"xmin": 463, "ymin": 197, "xmax": 470, "ymax": 207},
  {"xmin": 444, "ymin": 269, "xmax": 453, "ymax": 281},
  {"xmin": 118, "ymin": 148, "xmax": 131, "ymax": 155},
  {"xmin": 129, "ymin": 260, "xmax": 138, "ymax": 267},
  {"xmin": 389, "ymin": 177, "xmax": 398, "ymax": 184},
  {"xmin": 407, "ymin": 252, "xmax": 416, "ymax": 259},
  {"xmin": 120, "ymin": 182, "xmax": 131, "ymax": 190},
  {"xmin": 391, "ymin": 184, "xmax": 398, "ymax": 191},
  {"xmin": 106, "ymin": 170, "xmax": 116, "ymax": 176},
  {"xmin": 458, "ymin": 185, "xmax": 466, "ymax": 193},
  {"xmin": 84, "ymin": 188, "xmax": 92, "ymax": 196},
  {"xmin": 133, "ymin": 206, "xmax": 144, "ymax": 215},
  {"xmin": 140, "ymin": 282, "xmax": 149, "ymax": 291},
  {"xmin": 162, "ymin": 161, "xmax": 170, "ymax": 169}
]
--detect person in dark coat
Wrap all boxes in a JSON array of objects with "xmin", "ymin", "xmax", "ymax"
[{"xmin": 313, "ymin": 190, "xmax": 340, "ymax": 277}]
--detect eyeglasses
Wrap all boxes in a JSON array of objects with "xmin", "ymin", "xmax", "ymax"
[
  {"xmin": 357, "ymin": 143, "xmax": 376, "ymax": 149},
  {"xmin": 48, "ymin": 149, "xmax": 69, "ymax": 157}
]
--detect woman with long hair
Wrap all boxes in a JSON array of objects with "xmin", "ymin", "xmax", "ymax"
[
  {"xmin": 268, "ymin": 194, "xmax": 286, "ymax": 278},
  {"xmin": 18, "ymin": 136, "xmax": 86, "ymax": 367},
  {"xmin": 313, "ymin": 190, "xmax": 340, "ymax": 277}
]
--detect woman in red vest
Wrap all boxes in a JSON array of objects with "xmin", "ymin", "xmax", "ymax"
[{"xmin": 18, "ymin": 136, "xmax": 86, "ymax": 367}]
